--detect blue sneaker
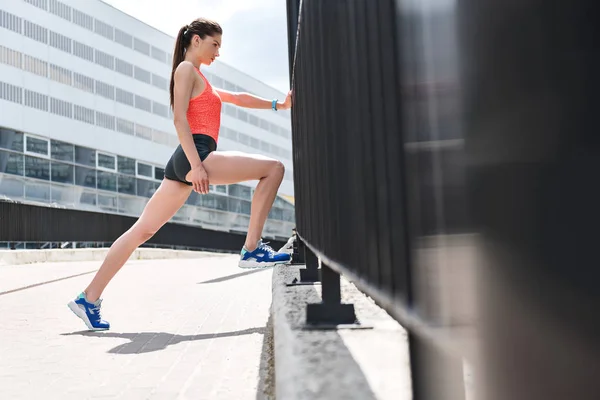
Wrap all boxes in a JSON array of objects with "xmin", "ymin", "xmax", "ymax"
[
  {"xmin": 67, "ymin": 292, "xmax": 110, "ymax": 331},
  {"xmin": 239, "ymin": 240, "xmax": 292, "ymax": 268}
]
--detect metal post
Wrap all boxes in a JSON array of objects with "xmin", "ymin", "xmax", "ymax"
[
  {"xmin": 305, "ymin": 262, "xmax": 357, "ymax": 328},
  {"xmin": 287, "ymin": 237, "xmax": 320, "ymax": 286}
]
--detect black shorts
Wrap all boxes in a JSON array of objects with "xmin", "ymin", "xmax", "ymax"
[{"xmin": 164, "ymin": 134, "xmax": 217, "ymax": 186}]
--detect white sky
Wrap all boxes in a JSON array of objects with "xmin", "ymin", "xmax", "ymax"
[{"xmin": 102, "ymin": 0, "xmax": 292, "ymax": 94}]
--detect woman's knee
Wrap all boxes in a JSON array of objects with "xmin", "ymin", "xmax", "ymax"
[
  {"xmin": 269, "ymin": 160, "xmax": 285, "ymax": 180},
  {"xmin": 128, "ymin": 224, "xmax": 158, "ymax": 244}
]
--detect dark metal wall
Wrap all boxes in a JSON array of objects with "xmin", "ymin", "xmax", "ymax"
[
  {"xmin": 459, "ymin": 0, "xmax": 600, "ymax": 399},
  {"xmin": 287, "ymin": 0, "xmax": 600, "ymax": 398},
  {"xmin": 0, "ymin": 200, "xmax": 285, "ymax": 252}
]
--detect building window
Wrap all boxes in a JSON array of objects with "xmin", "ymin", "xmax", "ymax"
[
  {"xmin": 134, "ymin": 38, "xmax": 150, "ymax": 56},
  {"xmin": 152, "ymin": 74, "xmax": 168, "ymax": 90},
  {"xmin": 115, "ymin": 58, "xmax": 133, "ymax": 76},
  {"xmin": 50, "ymin": 97, "xmax": 72, "ymax": 118},
  {"xmin": 154, "ymin": 167, "xmax": 165, "ymax": 180},
  {"xmin": 135, "ymin": 95, "xmax": 152, "ymax": 112},
  {"xmin": 0, "ymin": 150, "xmax": 24, "ymax": 176},
  {"xmin": 0, "ymin": 45, "xmax": 22, "ymax": 69},
  {"xmin": 24, "ymin": 90, "xmax": 49, "ymax": 111},
  {"xmin": 114, "ymin": 29, "xmax": 132, "ymax": 48},
  {"xmin": 116, "ymin": 118, "xmax": 135, "ymax": 135},
  {"xmin": 136, "ymin": 179, "xmax": 156, "ymax": 198},
  {"xmin": 94, "ymin": 19, "xmax": 114, "ymax": 40},
  {"xmin": 51, "ymin": 140, "xmax": 74, "ymax": 162},
  {"xmin": 25, "ymin": 156, "xmax": 50, "ymax": 180},
  {"xmin": 238, "ymin": 132, "xmax": 250, "ymax": 146},
  {"xmin": 49, "ymin": 64, "xmax": 72, "ymax": 85},
  {"xmin": 95, "ymin": 81, "xmax": 115, "ymax": 100},
  {"xmin": 96, "ymin": 112, "xmax": 115, "ymax": 131},
  {"xmin": 116, "ymin": 88, "xmax": 134, "ymax": 106},
  {"xmin": 260, "ymin": 141, "xmax": 271, "ymax": 153},
  {"xmin": 73, "ymin": 41, "xmax": 94, "ymax": 62},
  {"xmin": 73, "ymin": 72, "xmax": 94, "ymax": 93},
  {"xmin": 117, "ymin": 156, "xmax": 135, "ymax": 175},
  {"xmin": 236, "ymin": 109, "xmax": 249, "ymax": 123},
  {"xmin": 73, "ymin": 105, "xmax": 95, "ymax": 124},
  {"xmin": 151, "ymin": 46, "xmax": 166, "ymax": 63},
  {"xmin": 75, "ymin": 145, "xmax": 96, "ymax": 167},
  {"xmin": 136, "ymin": 162, "xmax": 153, "ymax": 178},
  {"xmin": 97, "ymin": 171, "xmax": 117, "ymax": 192},
  {"xmin": 0, "ymin": 81, "xmax": 23, "ymax": 104},
  {"xmin": 0, "ymin": 129, "xmax": 24, "ymax": 152},
  {"xmin": 51, "ymin": 161, "xmax": 74, "ymax": 184},
  {"xmin": 229, "ymin": 184, "xmax": 252, "ymax": 200},
  {"xmin": 0, "ymin": 10, "xmax": 23, "ymax": 34},
  {"xmin": 214, "ymin": 185, "xmax": 227, "ymax": 195},
  {"xmin": 97, "ymin": 152, "xmax": 116, "ymax": 171},
  {"xmin": 134, "ymin": 66, "xmax": 151, "ymax": 84},
  {"xmin": 152, "ymin": 102, "xmax": 169, "ymax": 118},
  {"xmin": 24, "ymin": 20, "xmax": 48, "ymax": 44},
  {"xmin": 135, "ymin": 124, "xmax": 152, "ymax": 141},
  {"xmin": 25, "ymin": 135, "xmax": 50, "ymax": 157},
  {"xmin": 152, "ymin": 130, "xmax": 169, "ymax": 146},
  {"xmin": 49, "ymin": 0, "xmax": 72, "ymax": 21},
  {"xmin": 24, "ymin": 0, "xmax": 48, "ymax": 11},
  {"xmin": 49, "ymin": 31, "xmax": 71, "ymax": 53},
  {"xmin": 73, "ymin": 9, "xmax": 93, "ymax": 31},
  {"xmin": 23, "ymin": 55, "xmax": 48, "ymax": 77},
  {"xmin": 94, "ymin": 49, "xmax": 114, "ymax": 70},
  {"xmin": 117, "ymin": 175, "xmax": 135, "ymax": 195},
  {"xmin": 75, "ymin": 165, "xmax": 96, "ymax": 188}
]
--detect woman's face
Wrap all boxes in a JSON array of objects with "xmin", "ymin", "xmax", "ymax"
[{"xmin": 191, "ymin": 33, "xmax": 221, "ymax": 65}]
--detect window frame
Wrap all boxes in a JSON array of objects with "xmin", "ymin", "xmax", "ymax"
[
  {"xmin": 24, "ymin": 134, "xmax": 50, "ymax": 158},
  {"xmin": 96, "ymin": 151, "xmax": 117, "ymax": 172},
  {"xmin": 136, "ymin": 160, "xmax": 154, "ymax": 179}
]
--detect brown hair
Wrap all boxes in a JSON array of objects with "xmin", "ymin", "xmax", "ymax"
[{"xmin": 170, "ymin": 18, "xmax": 222, "ymax": 109}]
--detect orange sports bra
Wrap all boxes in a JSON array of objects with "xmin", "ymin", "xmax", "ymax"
[{"xmin": 187, "ymin": 68, "xmax": 222, "ymax": 143}]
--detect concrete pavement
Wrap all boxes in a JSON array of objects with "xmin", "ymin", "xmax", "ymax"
[{"xmin": 0, "ymin": 254, "xmax": 275, "ymax": 400}]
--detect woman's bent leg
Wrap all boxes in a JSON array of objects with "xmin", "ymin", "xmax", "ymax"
[
  {"xmin": 84, "ymin": 179, "xmax": 193, "ymax": 302},
  {"xmin": 200, "ymin": 151, "xmax": 285, "ymax": 251},
  {"xmin": 68, "ymin": 179, "xmax": 192, "ymax": 330}
]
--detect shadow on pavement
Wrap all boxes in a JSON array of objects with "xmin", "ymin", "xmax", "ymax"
[
  {"xmin": 62, "ymin": 326, "xmax": 265, "ymax": 354},
  {"xmin": 197, "ymin": 268, "xmax": 270, "ymax": 284}
]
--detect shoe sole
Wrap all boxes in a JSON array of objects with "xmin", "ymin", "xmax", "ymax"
[
  {"xmin": 67, "ymin": 301, "xmax": 109, "ymax": 331},
  {"xmin": 238, "ymin": 259, "xmax": 291, "ymax": 269}
]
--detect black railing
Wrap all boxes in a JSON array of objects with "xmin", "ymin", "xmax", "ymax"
[
  {"xmin": 287, "ymin": 0, "xmax": 600, "ymax": 399},
  {"xmin": 0, "ymin": 200, "xmax": 286, "ymax": 252}
]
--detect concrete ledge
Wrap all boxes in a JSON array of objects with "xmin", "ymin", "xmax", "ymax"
[
  {"xmin": 272, "ymin": 265, "xmax": 413, "ymax": 400},
  {"xmin": 0, "ymin": 247, "xmax": 225, "ymax": 266}
]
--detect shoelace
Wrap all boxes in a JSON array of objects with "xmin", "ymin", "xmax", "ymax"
[
  {"xmin": 258, "ymin": 242, "xmax": 276, "ymax": 256},
  {"xmin": 90, "ymin": 300, "xmax": 103, "ymax": 319}
]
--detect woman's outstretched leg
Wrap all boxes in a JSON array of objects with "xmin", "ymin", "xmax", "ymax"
[
  {"xmin": 199, "ymin": 151, "xmax": 289, "ymax": 268},
  {"xmin": 68, "ymin": 179, "xmax": 192, "ymax": 330}
]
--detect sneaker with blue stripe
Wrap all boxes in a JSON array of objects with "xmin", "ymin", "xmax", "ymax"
[
  {"xmin": 239, "ymin": 239, "xmax": 291, "ymax": 268},
  {"xmin": 67, "ymin": 292, "xmax": 110, "ymax": 331}
]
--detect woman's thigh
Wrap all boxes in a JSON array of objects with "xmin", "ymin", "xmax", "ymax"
[{"xmin": 201, "ymin": 151, "xmax": 283, "ymax": 185}]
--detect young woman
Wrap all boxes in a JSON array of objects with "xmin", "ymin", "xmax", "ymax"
[{"xmin": 68, "ymin": 18, "xmax": 293, "ymax": 331}]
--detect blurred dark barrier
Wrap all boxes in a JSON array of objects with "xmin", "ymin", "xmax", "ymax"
[
  {"xmin": 287, "ymin": 0, "xmax": 468, "ymax": 398},
  {"xmin": 287, "ymin": 0, "xmax": 600, "ymax": 399},
  {"xmin": 0, "ymin": 200, "xmax": 285, "ymax": 252},
  {"xmin": 459, "ymin": 0, "xmax": 600, "ymax": 399}
]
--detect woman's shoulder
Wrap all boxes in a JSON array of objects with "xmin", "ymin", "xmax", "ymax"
[{"xmin": 175, "ymin": 60, "xmax": 197, "ymax": 75}]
